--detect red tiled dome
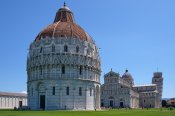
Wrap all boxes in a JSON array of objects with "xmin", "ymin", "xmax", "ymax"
[{"xmin": 35, "ymin": 4, "xmax": 93, "ymax": 43}]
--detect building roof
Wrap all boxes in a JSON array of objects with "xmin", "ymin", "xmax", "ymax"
[
  {"xmin": 35, "ymin": 3, "xmax": 93, "ymax": 43},
  {"xmin": 122, "ymin": 69, "xmax": 134, "ymax": 81},
  {"xmin": 140, "ymin": 90, "xmax": 158, "ymax": 93},
  {"xmin": 153, "ymin": 72, "xmax": 163, "ymax": 78},
  {"xmin": 104, "ymin": 69, "xmax": 120, "ymax": 77},
  {"xmin": 133, "ymin": 84, "xmax": 157, "ymax": 87},
  {"xmin": 167, "ymin": 99, "xmax": 175, "ymax": 105},
  {"xmin": 0, "ymin": 92, "xmax": 27, "ymax": 97}
]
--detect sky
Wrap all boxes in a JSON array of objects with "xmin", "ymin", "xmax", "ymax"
[{"xmin": 0, "ymin": 0, "xmax": 174, "ymax": 98}]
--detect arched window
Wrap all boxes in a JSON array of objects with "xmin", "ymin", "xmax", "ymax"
[
  {"xmin": 66, "ymin": 87, "xmax": 69, "ymax": 95},
  {"xmin": 40, "ymin": 66, "xmax": 42, "ymax": 75},
  {"xmin": 79, "ymin": 87, "xmax": 82, "ymax": 96},
  {"xmin": 62, "ymin": 11, "xmax": 66, "ymax": 20},
  {"xmin": 76, "ymin": 46, "xmax": 79, "ymax": 53},
  {"xmin": 52, "ymin": 86, "xmax": 55, "ymax": 95},
  {"xmin": 31, "ymin": 88, "xmax": 33, "ymax": 96},
  {"xmin": 79, "ymin": 66, "xmax": 82, "ymax": 75},
  {"xmin": 90, "ymin": 88, "xmax": 92, "ymax": 96},
  {"xmin": 90, "ymin": 76, "xmax": 92, "ymax": 80},
  {"xmin": 52, "ymin": 45, "xmax": 55, "ymax": 52},
  {"xmin": 87, "ymin": 49, "xmax": 89, "ymax": 55},
  {"xmin": 62, "ymin": 65, "xmax": 65, "ymax": 74},
  {"xmin": 40, "ymin": 47, "xmax": 42, "ymax": 53},
  {"xmin": 64, "ymin": 45, "xmax": 68, "ymax": 52}
]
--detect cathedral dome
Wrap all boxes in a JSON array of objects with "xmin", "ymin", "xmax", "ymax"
[
  {"xmin": 122, "ymin": 69, "xmax": 134, "ymax": 85},
  {"xmin": 122, "ymin": 70, "xmax": 133, "ymax": 79},
  {"xmin": 35, "ymin": 3, "xmax": 93, "ymax": 43}
]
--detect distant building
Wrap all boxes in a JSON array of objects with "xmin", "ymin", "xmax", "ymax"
[
  {"xmin": 101, "ymin": 69, "xmax": 163, "ymax": 108},
  {"xmin": 0, "ymin": 92, "xmax": 27, "ymax": 109},
  {"xmin": 167, "ymin": 98, "xmax": 175, "ymax": 106}
]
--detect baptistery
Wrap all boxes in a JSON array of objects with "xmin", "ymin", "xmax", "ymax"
[{"xmin": 27, "ymin": 3, "xmax": 101, "ymax": 110}]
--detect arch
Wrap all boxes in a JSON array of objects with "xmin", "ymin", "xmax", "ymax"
[
  {"xmin": 76, "ymin": 46, "xmax": 79, "ymax": 53},
  {"xmin": 95, "ymin": 85, "xmax": 100, "ymax": 109},
  {"xmin": 79, "ymin": 66, "xmax": 82, "ymax": 75},
  {"xmin": 52, "ymin": 45, "xmax": 55, "ymax": 52},
  {"xmin": 90, "ymin": 88, "xmax": 92, "ymax": 96},
  {"xmin": 61, "ymin": 65, "xmax": 65, "ymax": 74},
  {"xmin": 36, "ymin": 82, "xmax": 46, "ymax": 110},
  {"xmin": 36, "ymin": 82, "xmax": 45, "ymax": 92},
  {"xmin": 39, "ymin": 66, "xmax": 42, "ymax": 75},
  {"xmin": 108, "ymin": 96, "xmax": 114, "ymax": 107},
  {"xmin": 66, "ymin": 86, "xmax": 69, "ymax": 95},
  {"xmin": 120, "ymin": 98, "xmax": 124, "ymax": 108},
  {"xmin": 64, "ymin": 45, "xmax": 68, "ymax": 52},
  {"xmin": 40, "ymin": 47, "xmax": 43, "ymax": 53},
  {"xmin": 52, "ymin": 86, "xmax": 55, "ymax": 95},
  {"xmin": 79, "ymin": 87, "xmax": 82, "ymax": 96}
]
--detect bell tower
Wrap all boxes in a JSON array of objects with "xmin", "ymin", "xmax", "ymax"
[{"xmin": 152, "ymin": 72, "xmax": 163, "ymax": 107}]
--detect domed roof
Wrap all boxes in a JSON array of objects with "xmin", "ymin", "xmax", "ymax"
[
  {"xmin": 35, "ymin": 3, "xmax": 93, "ymax": 43},
  {"xmin": 122, "ymin": 69, "xmax": 133, "ymax": 81}
]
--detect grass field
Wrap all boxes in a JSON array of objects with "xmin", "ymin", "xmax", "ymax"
[{"xmin": 0, "ymin": 109, "xmax": 174, "ymax": 116}]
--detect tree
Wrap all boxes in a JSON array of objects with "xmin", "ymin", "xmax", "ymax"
[{"xmin": 162, "ymin": 100, "xmax": 167, "ymax": 107}]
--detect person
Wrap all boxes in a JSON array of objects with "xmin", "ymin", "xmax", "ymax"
[{"xmin": 14, "ymin": 107, "xmax": 17, "ymax": 110}]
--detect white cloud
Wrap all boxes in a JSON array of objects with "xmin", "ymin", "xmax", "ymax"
[{"xmin": 20, "ymin": 91, "xmax": 27, "ymax": 94}]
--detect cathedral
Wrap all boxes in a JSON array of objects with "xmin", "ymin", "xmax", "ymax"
[
  {"xmin": 27, "ymin": 3, "xmax": 101, "ymax": 110},
  {"xmin": 101, "ymin": 69, "xmax": 163, "ymax": 108}
]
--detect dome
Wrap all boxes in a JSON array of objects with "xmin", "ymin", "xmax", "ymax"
[
  {"xmin": 122, "ymin": 69, "xmax": 134, "ymax": 85},
  {"xmin": 35, "ymin": 3, "xmax": 93, "ymax": 43},
  {"xmin": 122, "ymin": 69, "xmax": 133, "ymax": 79}
]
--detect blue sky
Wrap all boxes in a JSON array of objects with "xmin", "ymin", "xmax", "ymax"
[{"xmin": 0, "ymin": 0, "xmax": 174, "ymax": 98}]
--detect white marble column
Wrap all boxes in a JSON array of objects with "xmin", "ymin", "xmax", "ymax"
[
  {"xmin": 0, "ymin": 97, "xmax": 1, "ymax": 108},
  {"xmin": 45, "ymin": 89, "xmax": 47, "ymax": 110}
]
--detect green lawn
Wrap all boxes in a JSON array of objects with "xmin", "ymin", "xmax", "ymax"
[{"xmin": 0, "ymin": 109, "xmax": 174, "ymax": 116}]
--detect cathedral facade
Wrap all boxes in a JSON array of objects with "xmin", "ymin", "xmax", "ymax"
[
  {"xmin": 27, "ymin": 4, "xmax": 101, "ymax": 110},
  {"xmin": 101, "ymin": 69, "xmax": 163, "ymax": 108}
]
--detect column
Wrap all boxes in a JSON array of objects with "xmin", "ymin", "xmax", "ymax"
[
  {"xmin": 45, "ymin": 89, "xmax": 47, "ymax": 110},
  {"xmin": 85, "ymin": 88, "xmax": 87, "ymax": 110},
  {"xmin": 4, "ymin": 97, "xmax": 6, "ymax": 108},
  {"xmin": 0, "ymin": 97, "xmax": 1, "ymax": 108},
  {"xmin": 69, "ymin": 64, "xmax": 71, "ymax": 78},
  {"xmin": 93, "ymin": 89, "xmax": 95, "ymax": 110},
  {"xmin": 73, "ymin": 88, "xmax": 75, "ymax": 109},
  {"xmin": 59, "ymin": 88, "xmax": 62, "ymax": 109}
]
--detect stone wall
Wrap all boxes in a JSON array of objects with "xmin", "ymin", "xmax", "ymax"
[
  {"xmin": 28, "ymin": 80, "xmax": 100, "ymax": 110},
  {"xmin": 0, "ymin": 96, "xmax": 27, "ymax": 109},
  {"xmin": 27, "ymin": 37, "xmax": 101, "ymax": 110}
]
